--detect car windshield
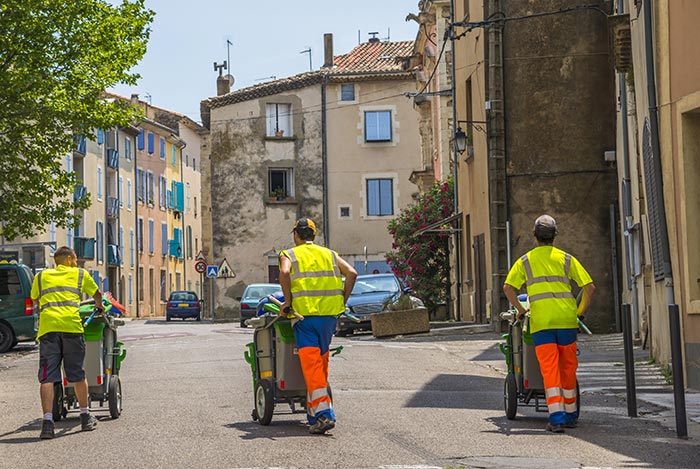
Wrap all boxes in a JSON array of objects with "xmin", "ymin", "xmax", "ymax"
[
  {"xmin": 244, "ymin": 285, "xmax": 281, "ymax": 300},
  {"xmin": 351, "ymin": 276, "xmax": 400, "ymax": 295},
  {"xmin": 171, "ymin": 292, "xmax": 197, "ymax": 301}
]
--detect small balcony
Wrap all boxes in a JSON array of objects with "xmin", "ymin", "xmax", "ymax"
[
  {"xmin": 106, "ymin": 197, "xmax": 119, "ymax": 218},
  {"xmin": 74, "ymin": 136, "xmax": 86, "ymax": 156},
  {"xmin": 106, "ymin": 149, "xmax": 119, "ymax": 170},
  {"xmin": 74, "ymin": 185, "xmax": 87, "ymax": 203},
  {"xmin": 74, "ymin": 237, "xmax": 95, "ymax": 260},
  {"xmin": 107, "ymin": 244, "xmax": 120, "ymax": 265}
]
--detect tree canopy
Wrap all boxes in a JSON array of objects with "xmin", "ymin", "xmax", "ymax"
[
  {"xmin": 386, "ymin": 178, "xmax": 454, "ymax": 312},
  {"xmin": 0, "ymin": 0, "xmax": 154, "ymax": 241}
]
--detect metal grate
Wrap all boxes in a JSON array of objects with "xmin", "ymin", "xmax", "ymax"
[{"xmin": 642, "ymin": 119, "xmax": 665, "ymax": 281}]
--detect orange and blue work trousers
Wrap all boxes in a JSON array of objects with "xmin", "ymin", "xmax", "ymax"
[
  {"xmin": 533, "ymin": 328, "xmax": 578, "ymax": 426},
  {"xmin": 293, "ymin": 316, "xmax": 337, "ymax": 424}
]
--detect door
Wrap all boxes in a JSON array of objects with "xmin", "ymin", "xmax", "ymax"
[{"xmin": 473, "ymin": 234, "xmax": 487, "ymax": 324}]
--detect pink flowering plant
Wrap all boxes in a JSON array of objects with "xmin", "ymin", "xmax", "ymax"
[{"xmin": 386, "ymin": 177, "xmax": 453, "ymax": 312}]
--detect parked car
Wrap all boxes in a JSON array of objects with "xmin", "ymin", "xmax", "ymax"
[
  {"xmin": 0, "ymin": 262, "xmax": 37, "ymax": 353},
  {"xmin": 336, "ymin": 273, "xmax": 424, "ymax": 337},
  {"xmin": 166, "ymin": 291, "xmax": 201, "ymax": 321},
  {"xmin": 237, "ymin": 283, "xmax": 282, "ymax": 327}
]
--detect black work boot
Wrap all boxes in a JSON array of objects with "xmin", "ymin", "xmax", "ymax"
[
  {"xmin": 39, "ymin": 419, "xmax": 54, "ymax": 439},
  {"xmin": 80, "ymin": 413, "xmax": 98, "ymax": 431}
]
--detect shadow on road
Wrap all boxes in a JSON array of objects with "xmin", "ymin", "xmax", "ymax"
[
  {"xmin": 405, "ymin": 374, "xmax": 503, "ymax": 410},
  {"xmin": 224, "ymin": 420, "xmax": 313, "ymax": 440},
  {"xmin": 0, "ymin": 417, "xmax": 84, "ymax": 444}
]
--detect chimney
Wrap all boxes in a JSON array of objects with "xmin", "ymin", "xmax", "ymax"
[
  {"xmin": 217, "ymin": 75, "xmax": 230, "ymax": 96},
  {"xmin": 323, "ymin": 33, "xmax": 334, "ymax": 68},
  {"xmin": 130, "ymin": 93, "xmax": 139, "ymax": 105},
  {"xmin": 368, "ymin": 32, "xmax": 380, "ymax": 44}
]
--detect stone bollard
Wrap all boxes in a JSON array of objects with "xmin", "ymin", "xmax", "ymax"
[{"xmin": 370, "ymin": 308, "xmax": 430, "ymax": 338}]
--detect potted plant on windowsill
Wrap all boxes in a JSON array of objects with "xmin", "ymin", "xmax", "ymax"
[
  {"xmin": 269, "ymin": 187, "xmax": 287, "ymax": 201},
  {"xmin": 274, "ymin": 129, "xmax": 285, "ymax": 137}
]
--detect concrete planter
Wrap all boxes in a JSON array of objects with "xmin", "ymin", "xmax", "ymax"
[{"xmin": 370, "ymin": 308, "xmax": 430, "ymax": 338}]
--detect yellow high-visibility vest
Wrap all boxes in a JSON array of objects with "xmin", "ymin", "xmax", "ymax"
[
  {"xmin": 31, "ymin": 265, "xmax": 99, "ymax": 338},
  {"xmin": 280, "ymin": 243, "xmax": 345, "ymax": 317}
]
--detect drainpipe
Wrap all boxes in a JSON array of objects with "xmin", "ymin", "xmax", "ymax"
[
  {"xmin": 180, "ymin": 143, "xmax": 187, "ymax": 286},
  {"xmin": 134, "ymin": 131, "xmax": 140, "ymax": 318},
  {"xmin": 617, "ymin": 0, "xmax": 639, "ymax": 336},
  {"xmin": 321, "ymin": 74, "xmax": 329, "ymax": 246},
  {"xmin": 642, "ymin": 0, "xmax": 686, "ymax": 439},
  {"xmin": 449, "ymin": 0, "xmax": 462, "ymax": 321}
]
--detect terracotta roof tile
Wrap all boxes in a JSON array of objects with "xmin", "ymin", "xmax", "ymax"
[{"xmin": 331, "ymin": 40, "xmax": 414, "ymax": 73}]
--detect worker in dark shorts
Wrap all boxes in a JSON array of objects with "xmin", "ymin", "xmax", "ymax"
[{"xmin": 32, "ymin": 246, "xmax": 104, "ymax": 439}]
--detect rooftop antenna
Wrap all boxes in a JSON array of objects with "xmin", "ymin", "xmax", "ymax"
[
  {"xmin": 255, "ymin": 75, "xmax": 276, "ymax": 82},
  {"xmin": 300, "ymin": 47, "xmax": 312, "ymax": 71},
  {"xmin": 144, "ymin": 92, "xmax": 152, "ymax": 105},
  {"xmin": 358, "ymin": 29, "xmax": 361, "ymax": 45},
  {"xmin": 213, "ymin": 61, "xmax": 227, "ymax": 76},
  {"xmin": 383, "ymin": 27, "xmax": 390, "ymax": 42},
  {"xmin": 226, "ymin": 39, "xmax": 233, "ymax": 72}
]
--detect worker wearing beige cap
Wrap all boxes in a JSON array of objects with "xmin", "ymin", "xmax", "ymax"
[
  {"xmin": 279, "ymin": 217, "xmax": 357, "ymax": 435},
  {"xmin": 503, "ymin": 214, "xmax": 595, "ymax": 433}
]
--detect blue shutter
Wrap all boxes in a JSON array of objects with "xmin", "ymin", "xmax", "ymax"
[
  {"xmin": 119, "ymin": 227, "xmax": 124, "ymax": 264},
  {"xmin": 147, "ymin": 132, "xmax": 154, "ymax": 154},
  {"xmin": 380, "ymin": 179, "xmax": 393, "ymax": 215},
  {"xmin": 128, "ymin": 275, "xmax": 133, "ymax": 304},
  {"xmin": 91, "ymin": 270, "xmax": 100, "ymax": 287},
  {"xmin": 161, "ymin": 223, "xmax": 168, "ymax": 255},
  {"xmin": 160, "ymin": 137, "xmax": 165, "ymax": 158},
  {"xmin": 171, "ymin": 145, "xmax": 176, "ymax": 165},
  {"xmin": 97, "ymin": 129, "xmax": 105, "ymax": 145},
  {"xmin": 130, "ymin": 229, "xmax": 134, "ymax": 267},
  {"xmin": 148, "ymin": 219, "xmax": 154, "ymax": 254},
  {"xmin": 137, "ymin": 129, "xmax": 145, "ymax": 150},
  {"xmin": 102, "ymin": 277, "xmax": 109, "ymax": 293},
  {"xmin": 175, "ymin": 182, "xmax": 184, "ymax": 211},
  {"xmin": 97, "ymin": 167, "xmax": 102, "ymax": 199}
]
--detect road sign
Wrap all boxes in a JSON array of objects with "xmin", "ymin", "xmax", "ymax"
[
  {"xmin": 195, "ymin": 260, "xmax": 207, "ymax": 274},
  {"xmin": 218, "ymin": 258, "xmax": 235, "ymax": 279},
  {"xmin": 206, "ymin": 265, "xmax": 219, "ymax": 278},
  {"xmin": 196, "ymin": 251, "xmax": 207, "ymax": 262}
]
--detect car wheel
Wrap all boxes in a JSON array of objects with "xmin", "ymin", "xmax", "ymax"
[
  {"xmin": 335, "ymin": 328, "xmax": 350, "ymax": 337},
  {"xmin": 0, "ymin": 322, "xmax": 15, "ymax": 353},
  {"xmin": 255, "ymin": 378, "xmax": 274, "ymax": 425}
]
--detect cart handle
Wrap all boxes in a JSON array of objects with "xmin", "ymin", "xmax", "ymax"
[{"xmin": 266, "ymin": 295, "xmax": 304, "ymax": 321}]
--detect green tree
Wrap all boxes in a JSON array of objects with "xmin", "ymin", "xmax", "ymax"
[
  {"xmin": 0, "ymin": 0, "xmax": 154, "ymax": 241},
  {"xmin": 386, "ymin": 178, "xmax": 454, "ymax": 312}
]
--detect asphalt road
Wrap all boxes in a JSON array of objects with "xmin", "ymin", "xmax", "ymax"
[{"xmin": 0, "ymin": 320, "xmax": 698, "ymax": 469}]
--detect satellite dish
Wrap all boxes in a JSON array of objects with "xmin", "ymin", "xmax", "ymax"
[{"xmin": 224, "ymin": 74, "xmax": 235, "ymax": 87}]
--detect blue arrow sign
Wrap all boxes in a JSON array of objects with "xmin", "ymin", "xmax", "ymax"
[{"xmin": 206, "ymin": 265, "xmax": 219, "ymax": 278}]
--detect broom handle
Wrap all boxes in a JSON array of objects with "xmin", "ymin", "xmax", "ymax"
[{"xmin": 266, "ymin": 295, "xmax": 304, "ymax": 321}]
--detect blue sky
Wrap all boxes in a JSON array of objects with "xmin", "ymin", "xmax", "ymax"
[{"xmin": 110, "ymin": 0, "xmax": 420, "ymax": 123}]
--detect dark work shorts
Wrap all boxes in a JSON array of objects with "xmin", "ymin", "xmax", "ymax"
[{"xmin": 38, "ymin": 332, "xmax": 86, "ymax": 384}]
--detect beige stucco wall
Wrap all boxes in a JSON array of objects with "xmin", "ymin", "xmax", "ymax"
[
  {"xmin": 179, "ymin": 123, "xmax": 204, "ymax": 298},
  {"xmin": 207, "ymin": 84, "xmax": 324, "ymax": 316},
  {"xmin": 326, "ymin": 79, "xmax": 422, "ymax": 269}
]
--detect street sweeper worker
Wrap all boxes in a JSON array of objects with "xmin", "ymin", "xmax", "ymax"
[
  {"xmin": 503, "ymin": 214, "xmax": 595, "ymax": 433},
  {"xmin": 32, "ymin": 246, "xmax": 104, "ymax": 439},
  {"xmin": 279, "ymin": 217, "xmax": 357, "ymax": 435}
]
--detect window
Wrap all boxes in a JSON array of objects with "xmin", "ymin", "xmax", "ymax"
[
  {"xmin": 185, "ymin": 154, "xmax": 189, "ymax": 167},
  {"xmin": 96, "ymin": 221, "xmax": 104, "ymax": 263},
  {"xmin": 159, "ymin": 175, "xmax": 167, "ymax": 209},
  {"xmin": 160, "ymin": 137, "xmax": 165, "ymax": 159},
  {"xmin": 339, "ymin": 206, "xmax": 351, "ymax": 218},
  {"xmin": 364, "ymin": 111, "xmax": 392, "ymax": 142},
  {"xmin": 171, "ymin": 145, "xmax": 176, "ymax": 165},
  {"xmin": 192, "ymin": 158, "xmax": 196, "ymax": 171},
  {"xmin": 138, "ymin": 266, "xmax": 144, "ymax": 301},
  {"xmin": 160, "ymin": 270, "xmax": 167, "ymax": 302},
  {"xmin": 118, "ymin": 176, "xmax": 123, "ymax": 207},
  {"xmin": 147, "ymin": 172, "xmax": 155, "ymax": 205},
  {"xmin": 136, "ymin": 169, "xmax": 145, "ymax": 202},
  {"xmin": 161, "ymin": 222, "xmax": 168, "ymax": 255},
  {"xmin": 127, "ymin": 179, "xmax": 132, "ymax": 209},
  {"xmin": 186, "ymin": 225, "xmax": 193, "ymax": 258},
  {"xmin": 137, "ymin": 218, "xmax": 143, "ymax": 252},
  {"xmin": 119, "ymin": 226, "xmax": 124, "ymax": 265},
  {"xmin": 130, "ymin": 229, "xmax": 134, "ymax": 267},
  {"xmin": 97, "ymin": 129, "xmax": 105, "ymax": 145},
  {"xmin": 186, "ymin": 182, "xmax": 191, "ymax": 210},
  {"xmin": 268, "ymin": 168, "xmax": 293, "ymax": 199},
  {"xmin": 366, "ymin": 178, "xmax": 393, "ymax": 216},
  {"xmin": 147, "ymin": 132, "xmax": 155, "ymax": 154},
  {"xmin": 341, "ymin": 84, "xmax": 355, "ymax": 101},
  {"xmin": 97, "ymin": 166, "xmax": 102, "ymax": 199},
  {"xmin": 266, "ymin": 103, "xmax": 292, "ymax": 137},
  {"xmin": 194, "ymin": 196, "xmax": 197, "ymax": 218},
  {"xmin": 148, "ymin": 219, "xmax": 154, "ymax": 254},
  {"xmin": 66, "ymin": 154, "xmax": 71, "ymax": 172},
  {"xmin": 49, "ymin": 222, "xmax": 56, "ymax": 243},
  {"xmin": 137, "ymin": 129, "xmax": 145, "ymax": 150},
  {"xmin": 124, "ymin": 136, "xmax": 132, "ymax": 160}
]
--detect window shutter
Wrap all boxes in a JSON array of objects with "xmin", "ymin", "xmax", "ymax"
[
  {"xmin": 97, "ymin": 129, "xmax": 105, "ymax": 145},
  {"xmin": 379, "ymin": 179, "xmax": 393, "ymax": 215},
  {"xmin": 137, "ymin": 129, "xmax": 145, "ymax": 150},
  {"xmin": 367, "ymin": 180, "xmax": 380, "ymax": 215},
  {"xmin": 160, "ymin": 138, "xmax": 165, "ymax": 158},
  {"xmin": 175, "ymin": 182, "xmax": 184, "ymax": 211},
  {"xmin": 642, "ymin": 119, "xmax": 668, "ymax": 281},
  {"xmin": 162, "ymin": 223, "xmax": 168, "ymax": 255},
  {"xmin": 147, "ymin": 132, "xmax": 154, "ymax": 154},
  {"xmin": 148, "ymin": 220, "xmax": 154, "ymax": 254},
  {"xmin": 279, "ymin": 104, "xmax": 292, "ymax": 136}
]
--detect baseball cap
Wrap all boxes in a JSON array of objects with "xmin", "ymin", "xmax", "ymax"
[
  {"xmin": 534, "ymin": 214, "xmax": 557, "ymax": 233},
  {"xmin": 292, "ymin": 217, "xmax": 317, "ymax": 235}
]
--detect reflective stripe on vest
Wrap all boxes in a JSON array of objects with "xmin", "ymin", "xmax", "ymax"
[
  {"xmin": 285, "ymin": 244, "xmax": 345, "ymax": 316},
  {"xmin": 521, "ymin": 253, "xmax": 575, "ymax": 304}
]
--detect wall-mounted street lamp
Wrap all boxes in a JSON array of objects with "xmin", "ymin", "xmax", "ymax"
[{"xmin": 454, "ymin": 127, "xmax": 467, "ymax": 154}]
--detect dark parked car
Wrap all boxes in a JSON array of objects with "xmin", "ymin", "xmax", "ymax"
[
  {"xmin": 336, "ymin": 273, "xmax": 423, "ymax": 337},
  {"xmin": 0, "ymin": 262, "xmax": 37, "ymax": 353},
  {"xmin": 237, "ymin": 283, "xmax": 282, "ymax": 327},
  {"xmin": 166, "ymin": 291, "xmax": 201, "ymax": 321}
]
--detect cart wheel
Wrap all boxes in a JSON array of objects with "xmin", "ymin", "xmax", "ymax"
[
  {"xmin": 52, "ymin": 382, "xmax": 65, "ymax": 422},
  {"xmin": 505, "ymin": 373, "xmax": 518, "ymax": 420},
  {"xmin": 576, "ymin": 379, "xmax": 581, "ymax": 417},
  {"xmin": 108, "ymin": 375, "xmax": 122, "ymax": 419},
  {"xmin": 255, "ymin": 378, "xmax": 274, "ymax": 425}
]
